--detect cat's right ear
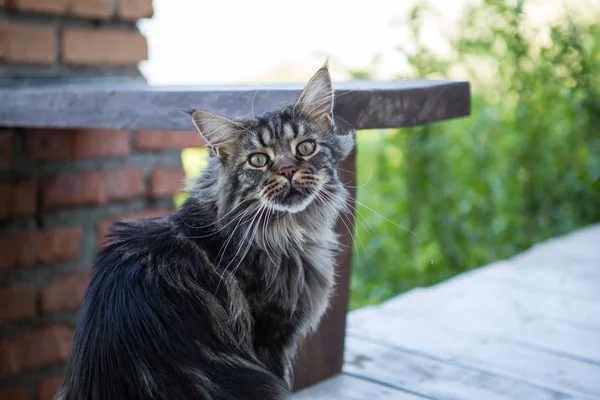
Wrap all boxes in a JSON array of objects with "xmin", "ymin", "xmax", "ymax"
[
  {"xmin": 188, "ymin": 110, "xmax": 237, "ymax": 159},
  {"xmin": 294, "ymin": 63, "xmax": 334, "ymax": 131}
]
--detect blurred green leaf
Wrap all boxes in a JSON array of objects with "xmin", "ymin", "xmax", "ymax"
[{"xmin": 348, "ymin": 0, "xmax": 600, "ymax": 310}]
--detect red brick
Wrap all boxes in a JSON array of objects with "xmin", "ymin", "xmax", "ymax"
[
  {"xmin": 26, "ymin": 129, "xmax": 130, "ymax": 161},
  {"xmin": 40, "ymin": 226, "xmax": 83, "ymax": 264},
  {"xmin": 41, "ymin": 166, "xmax": 146, "ymax": 211},
  {"xmin": 118, "ymin": 0, "xmax": 153, "ymax": 20},
  {"xmin": 0, "ymin": 226, "xmax": 82, "ymax": 269},
  {"xmin": 73, "ymin": 129, "xmax": 130, "ymax": 159},
  {"xmin": 10, "ymin": 181, "xmax": 37, "ymax": 217},
  {"xmin": 0, "ymin": 326, "xmax": 74, "ymax": 377},
  {"xmin": 63, "ymin": 28, "xmax": 148, "ymax": 66},
  {"xmin": 0, "ymin": 386, "xmax": 29, "ymax": 400},
  {"xmin": 0, "ymin": 181, "xmax": 37, "ymax": 220},
  {"xmin": 41, "ymin": 171, "xmax": 107, "ymax": 210},
  {"xmin": 135, "ymin": 130, "xmax": 206, "ymax": 151},
  {"xmin": 15, "ymin": 230, "xmax": 45, "ymax": 268},
  {"xmin": 0, "ymin": 236, "xmax": 17, "ymax": 270},
  {"xmin": 149, "ymin": 168, "xmax": 186, "ymax": 199},
  {"xmin": 0, "ymin": 183, "xmax": 9, "ymax": 220},
  {"xmin": 6, "ymin": 0, "xmax": 68, "ymax": 14},
  {"xmin": 25, "ymin": 130, "xmax": 73, "ymax": 162},
  {"xmin": 0, "ymin": 132, "xmax": 12, "ymax": 171},
  {"xmin": 98, "ymin": 209, "xmax": 173, "ymax": 246},
  {"xmin": 70, "ymin": 0, "xmax": 113, "ymax": 18},
  {"xmin": 40, "ymin": 272, "xmax": 91, "ymax": 314},
  {"xmin": 8, "ymin": 0, "xmax": 112, "ymax": 18},
  {"xmin": 0, "ymin": 285, "xmax": 37, "ymax": 322},
  {"xmin": 37, "ymin": 376, "xmax": 64, "ymax": 400},
  {"xmin": 105, "ymin": 167, "xmax": 144, "ymax": 201},
  {"xmin": 0, "ymin": 21, "xmax": 56, "ymax": 64}
]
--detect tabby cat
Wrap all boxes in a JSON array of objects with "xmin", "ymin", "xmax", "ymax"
[{"xmin": 58, "ymin": 64, "xmax": 354, "ymax": 400}]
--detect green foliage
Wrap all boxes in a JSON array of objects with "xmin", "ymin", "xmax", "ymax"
[
  {"xmin": 175, "ymin": 147, "xmax": 210, "ymax": 208},
  {"xmin": 349, "ymin": 0, "xmax": 600, "ymax": 309}
]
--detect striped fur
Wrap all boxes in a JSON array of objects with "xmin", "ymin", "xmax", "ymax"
[{"xmin": 58, "ymin": 65, "xmax": 354, "ymax": 400}]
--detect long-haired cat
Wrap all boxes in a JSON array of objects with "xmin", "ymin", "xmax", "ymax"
[{"xmin": 58, "ymin": 64, "xmax": 354, "ymax": 400}]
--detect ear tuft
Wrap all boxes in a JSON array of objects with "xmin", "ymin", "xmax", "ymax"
[
  {"xmin": 294, "ymin": 64, "xmax": 334, "ymax": 131},
  {"xmin": 181, "ymin": 108, "xmax": 196, "ymax": 116}
]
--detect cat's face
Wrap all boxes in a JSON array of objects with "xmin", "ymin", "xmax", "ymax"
[{"xmin": 190, "ymin": 65, "xmax": 353, "ymax": 214}]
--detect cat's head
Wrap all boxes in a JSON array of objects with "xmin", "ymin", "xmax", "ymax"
[{"xmin": 189, "ymin": 65, "xmax": 353, "ymax": 215}]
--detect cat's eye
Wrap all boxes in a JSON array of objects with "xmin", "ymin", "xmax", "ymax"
[
  {"xmin": 248, "ymin": 153, "xmax": 270, "ymax": 168},
  {"xmin": 297, "ymin": 140, "xmax": 316, "ymax": 156}
]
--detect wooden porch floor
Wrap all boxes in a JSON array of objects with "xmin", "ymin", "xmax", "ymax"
[{"xmin": 293, "ymin": 225, "xmax": 600, "ymax": 399}]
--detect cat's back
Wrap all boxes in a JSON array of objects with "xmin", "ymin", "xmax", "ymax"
[
  {"xmin": 60, "ymin": 216, "xmax": 212, "ymax": 398},
  {"xmin": 59, "ymin": 215, "xmax": 287, "ymax": 400},
  {"xmin": 102, "ymin": 214, "xmax": 203, "ymax": 268}
]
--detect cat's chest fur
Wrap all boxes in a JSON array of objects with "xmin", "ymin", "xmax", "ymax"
[
  {"xmin": 228, "ymin": 209, "xmax": 339, "ymax": 323},
  {"xmin": 233, "ymin": 224, "xmax": 337, "ymax": 380},
  {"xmin": 249, "ymin": 238, "xmax": 335, "ymax": 322}
]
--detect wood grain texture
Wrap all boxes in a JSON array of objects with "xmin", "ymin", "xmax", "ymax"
[
  {"xmin": 292, "ymin": 374, "xmax": 426, "ymax": 400},
  {"xmin": 348, "ymin": 311, "xmax": 600, "ymax": 397},
  {"xmin": 343, "ymin": 337, "xmax": 583, "ymax": 400},
  {"xmin": 0, "ymin": 80, "xmax": 470, "ymax": 131},
  {"xmin": 342, "ymin": 225, "xmax": 600, "ymax": 399}
]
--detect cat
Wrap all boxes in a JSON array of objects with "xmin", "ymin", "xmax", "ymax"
[{"xmin": 57, "ymin": 64, "xmax": 354, "ymax": 400}]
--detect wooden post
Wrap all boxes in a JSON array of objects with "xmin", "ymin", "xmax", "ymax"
[{"xmin": 292, "ymin": 148, "xmax": 356, "ymax": 391}]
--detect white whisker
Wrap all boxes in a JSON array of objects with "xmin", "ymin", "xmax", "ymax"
[
  {"xmin": 314, "ymin": 190, "xmax": 364, "ymax": 269},
  {"xmin": 226, "ymin": 206, "xmax": 266, "ymax": 284},
  {"xmin": 344, "ymin": 163, "xmax": 373, "ymax": 189},
  {"xmin": 354, "ymin": 198, "xmax": 416, "ymax": 235},
  {"xmin": 337, "ymin": 167, "xmax": 357, "ymax": 176},
  {"xmin": 213, "ymin": 206, "xmax": 259, "ymax": 293},
  {"xmin": 179, "ymin": 202, "xmax": 254, "ymax": 239},
  {"xmin": 261, "ymin": 206, "xmax": 279, "ymax": 268},
  {"xmin": 320, "ymin": 189, "xmax": 374, "ymax": 235},
  {"xmin": 218, "ymin": 205, "xmax": 265, "ymax": 286}
]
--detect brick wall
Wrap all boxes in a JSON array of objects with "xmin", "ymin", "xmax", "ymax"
[
  {"xmin": 0, "ymin": 0, "xmax": 151, "ymax": 78},
  {"xmin": 0, "ymin": 128, "xmax": 204, "ymax": 399},
  {"xmin": 0, "ymin": 3, "xmax": 210, "ymax": 398}
]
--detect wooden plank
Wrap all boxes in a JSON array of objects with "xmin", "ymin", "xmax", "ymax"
[
  {"xmin": 343, "ymin": 336, "xmax": 583, "ymax": 400},
  {"xmin": 374, "ymin": 278, "xmax": 600, "ymax": 364},
  {"xmin": 474, "ymin": 261, "xmax": 600, "ymax": 302},
  {"xmin": 292, "ymin": 374, "xmax": 426, "ymax": 400},
  {"xmin": 480, "ymin": 256, "xmax": 600, "ymax": 303},
  {"xmin": 347, "ymin": 308, "xmax": 600, "ymax": 397},
  {"xmin": 510, "ymin": 225, "xmax": 600, "ymax": 265},
  {"xmin": 0, "ymin": 79, "xmax": 471, "ymax": 131},
  {"xmin": 336, "ymin": 225, "xmax": 600, "ymax": 398},
  {"xmin": 379, "ymin": 264, "xmax": 600, "ymax": 330},
  {"xmin": 343, "ymin": 226, "xmax": 600, "ymax": 397},
  {"xmin": 292, "ymin": 151, "xmax": 356, "ymax": 391}
]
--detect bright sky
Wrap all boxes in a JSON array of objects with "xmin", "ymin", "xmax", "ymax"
[{"xmin": 139, "ymin": 0, "xmax": 596, "ymax": 85}]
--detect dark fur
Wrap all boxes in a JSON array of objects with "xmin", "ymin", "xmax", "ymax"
[{"xmin": 58, "ymin": 66, "xmax": 354, "ymax": 400}]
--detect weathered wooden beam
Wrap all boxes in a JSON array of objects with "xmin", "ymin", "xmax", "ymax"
[{"xmin": 0, "ymin": 79, "xmax": 470, "ymax": 131}]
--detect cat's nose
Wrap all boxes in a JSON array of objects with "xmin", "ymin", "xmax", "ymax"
[{"xmin": 277, "ymin": 165, "xmax": 297, "ymax": 180}]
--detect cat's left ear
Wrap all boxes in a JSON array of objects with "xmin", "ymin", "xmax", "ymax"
[
  {"xmin": 295, "ymin": 63, "xmax": 334, "ymax": 131},
  {"xmin": 188, "ymin": 110, "xmax": 238, "ymax": 159}
]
